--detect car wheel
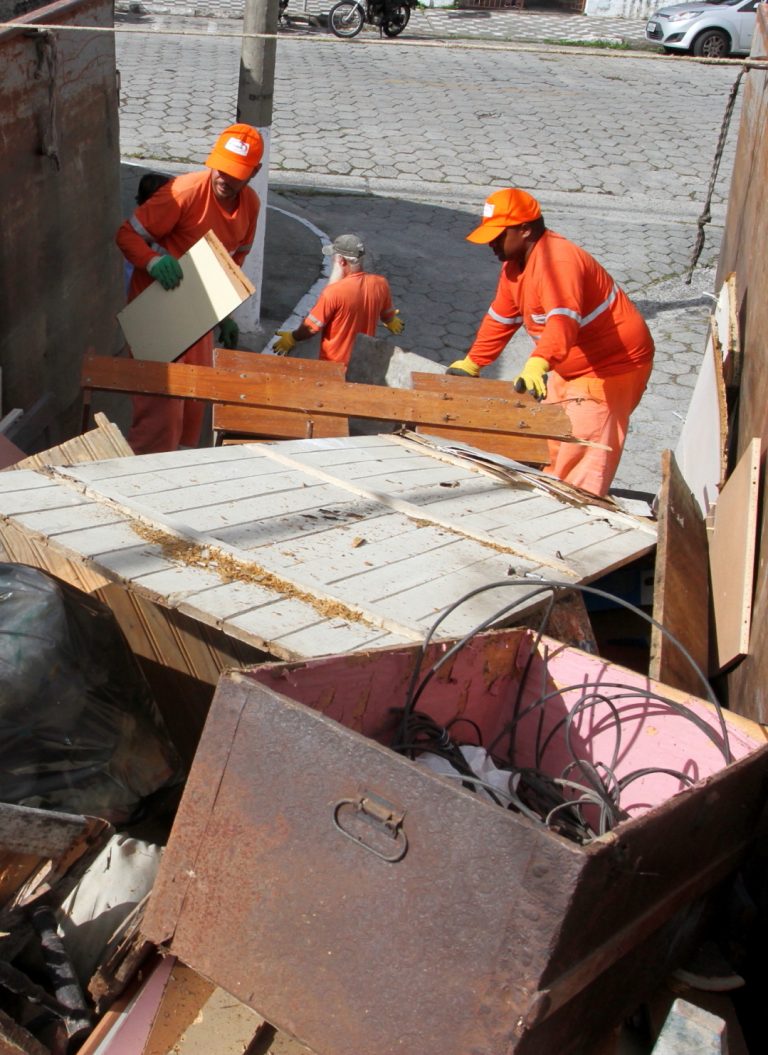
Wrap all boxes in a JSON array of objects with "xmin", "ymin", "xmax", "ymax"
[{"xmin": 692, "ymin": 28, "xmax": 731, "ymax": 58}]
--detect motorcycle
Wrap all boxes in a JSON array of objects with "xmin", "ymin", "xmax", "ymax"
[{"xmin": 328, "ymin": 0, "xmax": 416, "ymax": 39}]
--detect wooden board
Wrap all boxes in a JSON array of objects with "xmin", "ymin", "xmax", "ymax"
[
  {"xmin": 7, "ymin": 413, "xmax": 132, "ymax": 472},
  {"xmin": 81, "ymin": 355, "xmax": 576, "ymax": 441},
  {"xmin": 713, "ymin": 273, "xmax": 740, "ymax": 389},
  {"xmin": 0, "ymin": 438, "xmax": 656, "ymax": 667},
  {"xmin": 673, "ymin": 325, "xmax": 728, "ymax": 517},
  {"xmin": 211, "ymin": 349, "xmax": 348, "ymax": 442},
  {"xmin": 649, "ymin": 449, "xmax": 710, "ymax": 694},
  {"xmin": 117, "ymin": 231, "xmax": 255, "ymax": 363},
  {"xmin": 709, "ymin": 437, "xmax": 761, "ymax": 673},
  {"xmin": 142, "ymin": 968, "xmax": 263, "ymax": 1055},
  {"xmin": 411, "ymin": 373, "xmax": 551, "ymax": 465}
]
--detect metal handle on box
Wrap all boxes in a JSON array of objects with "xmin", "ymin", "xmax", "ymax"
[{"xmin": 332, "ymin": 792, "xmax": 408, "ymax": 863}]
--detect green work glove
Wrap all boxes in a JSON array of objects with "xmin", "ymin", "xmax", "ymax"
[
  {"xmin": 384, "ymin": 311, "xmax": 404, "ymax": 336},
  {"xmin": 513, "ymin": 356, "xmax": 549, "ymax": 400},
  {"xmin": 219, "ymin": 317, "xmax": 239, "ymax": 349},
  {"xmin": 147, "ymin": 254, "xmax": 183, "ymax": 290},
  {"xmin": 446, "ymin": 357, "xmax": 480, "ymax": 378},
  {"xmin": 274, "ymin": 330, "xmax": 297, "ymax": 356}
]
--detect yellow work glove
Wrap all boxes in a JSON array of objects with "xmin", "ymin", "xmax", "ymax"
[
  {"xmin": 274, "ymin": 330, "xmax": 296, "ymax": 356},
  {"xmin": 446, "ymin": 357, "xmax": 480, "ymax": 378},
  {"xmin": 384, "ymin": 311, "xmax": 404, "ymax": 336},
  {"xmin": 513, "ymin": 356, "xmax": 549, "ymax": 400}
]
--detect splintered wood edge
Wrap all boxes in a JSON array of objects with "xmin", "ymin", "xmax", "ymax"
[{"xmin": 204, "ymin": 230, "xmax": 256, "ymax": 298}]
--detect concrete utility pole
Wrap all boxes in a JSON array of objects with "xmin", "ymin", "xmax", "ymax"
[{"xmin": 235, "ymin": 0, "xmax": 280, "ymax": 334}]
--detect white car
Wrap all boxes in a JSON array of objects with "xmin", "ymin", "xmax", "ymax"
[{"xmin": 645, "ymin": 0, "xmax": 759, "ymax": 57}]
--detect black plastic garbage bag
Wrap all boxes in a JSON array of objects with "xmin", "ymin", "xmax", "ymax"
[{"xmin": 0, "ymin": 563, "xmax": 183, "ymax": 822}]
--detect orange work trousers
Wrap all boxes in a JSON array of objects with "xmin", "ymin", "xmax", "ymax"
[
  {"xmin": 127, "ymin": 332, "xmax": 214, "ymax": 455},
  {"xmin": 544, "ymin": 362, "xmax": 652, "ymax": 498}
]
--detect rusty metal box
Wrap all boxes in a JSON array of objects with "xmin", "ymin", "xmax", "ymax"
[{"xmin": 142, "ymin": 629, "xmax": 768, "ymax": 1054}]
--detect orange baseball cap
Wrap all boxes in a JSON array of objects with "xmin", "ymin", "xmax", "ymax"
[
  {"xmin": 206, "ymin": 124, "xmax": 264, "ymax": 179},
  {"xmin": 466, "ymin": 189, "xmax": 542, "ymax": 244}
]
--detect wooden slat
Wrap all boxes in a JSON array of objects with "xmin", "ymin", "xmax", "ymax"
[
  {"xmin": 9, "ymin": 413, "xmax": 132, "ymax": 472},
  {"xmin": 81, "ymin": 355, "xmax": 575, "ymax": 441},
  {"xmin": 650, "ymin": 450, "xmax": 710, "ymax": 693},
  {"xmin": 212, "ymin": 350, "xmax": 348, "ymax": 441},
  {"xmin": 709, "ymin": 438, "xmax": 761, "ymax": 673},
  {"xmin": 411, "ymin": 373, "xmax": 551, "ymax": 464}
]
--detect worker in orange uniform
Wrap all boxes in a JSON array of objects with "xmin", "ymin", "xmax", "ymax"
[
  {"xmin": 273, "ymin": 234, "xmax": 404, "ymax": 367},
  {"xmin": 448, "ymin": 189, "xmax": 654, "ymax": 497},
  {"xmin": 116, "ymin": 124, "xmax": 263, "ymax": 454}
]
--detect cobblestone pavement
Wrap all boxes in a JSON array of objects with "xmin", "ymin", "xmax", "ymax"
[{"xmin": 114, "ymin": 4, "xmax": 744, "ymax": 492}]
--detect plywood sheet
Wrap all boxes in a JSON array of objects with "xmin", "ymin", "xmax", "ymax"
[
  {"xmin": 674, "ymin": 326, "xmax": 728, "ymax": 517},
  {"xmin": 0, "ymin": 438, "xmax": 656, "ymax": 663},
  {"xmin": 709, "ymin": 437, "xmax": 761, "ymax": 673},
  {"xmin": 117, "ymin": 232, "xmax": 254, "ymax": 363},
  {"xmin": 650, "ymin": 449, "xmax": 709, "ymax": 695}
]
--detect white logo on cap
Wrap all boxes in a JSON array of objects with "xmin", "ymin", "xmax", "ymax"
[
  {"xmin": 224, "ymin": 136, "xmax": 249, "ymax": 157},
  {"xmin": 483, "ymin": 203, "xmax": 495, "ymax": 218}
]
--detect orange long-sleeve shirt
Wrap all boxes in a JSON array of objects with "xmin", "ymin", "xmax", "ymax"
[
  {"xmin": 303, "ymin": 271, "xmax": 397, "ymax": 366},
  {"xmin": 116, "ymin": 170, "xmax": 259, "ymax": 301},
  {"xmin": 468, "ymin": 230, "xmax": 654, "ymax": 379}
]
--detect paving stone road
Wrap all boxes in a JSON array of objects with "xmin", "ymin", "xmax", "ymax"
[{"xmin": 114, "ymin": 6, "xmax": 745, "ymax": 492}]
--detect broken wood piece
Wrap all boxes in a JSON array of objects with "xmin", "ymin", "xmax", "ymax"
[
  {"xmin": 10, "ymin": 413, "xmax": 132, "ymax": 471},
  {"xmin": 650, "ymin": 449, "xmax": 709, "ymax": 694},
  {"xmin": 117, "ymin": 231, "xmax": 255, "ymax": 363},
  {"xmin": 712, "ymin": 273, "xmax": 740, "ymax": 389},
  {"xmin": 212, "ymin": 349, "xmax": 348, "ymax": 443},
  {"xmin": 0, "ymin": 806, "xmax": 110, "ymax": 910},
  {"xmin": 411, "ymin": 373, "xmax": 551, "ymax": 465},
  {"xmin": 708, "ymin": 437, "xmax": 760, "ymax": 673},
  {"xmin": 88, "ymin": 896, "xmax": 154, "ymax": 1015},
  {"xmin": 80, "ymin": 355, "xmax": 577, "ymax": 443}
]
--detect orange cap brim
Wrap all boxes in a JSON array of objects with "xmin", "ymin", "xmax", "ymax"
[
  {"xmin": 205, "ymin": 150, "xmax": 258, "ymax": 181},
  {"xmin": 466, "ymin": 222, "xmax": 507, "ymax": 245}
]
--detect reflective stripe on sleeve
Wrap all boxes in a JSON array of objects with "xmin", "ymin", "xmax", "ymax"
[
  {"xmin": 531, "ymin": 285, "xmax": 618, "ymax": 328},
  {"xmin": 235, "ymin": 243, "xmax": 253, "ymax": 255},
  {"xmin": 129, "ymin": 215, "xmax": 153, "ymax": 241},
  {"xmin": 488, "ymin": 306, "xmax": 523, "ymax": 326},
  {"xmin": 307, "ymin": 313, "xmax": 323, "ymax": 328},
  {"xmin": 581, "ymin": 285, "xmax": 618, "ymax": 326}
]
